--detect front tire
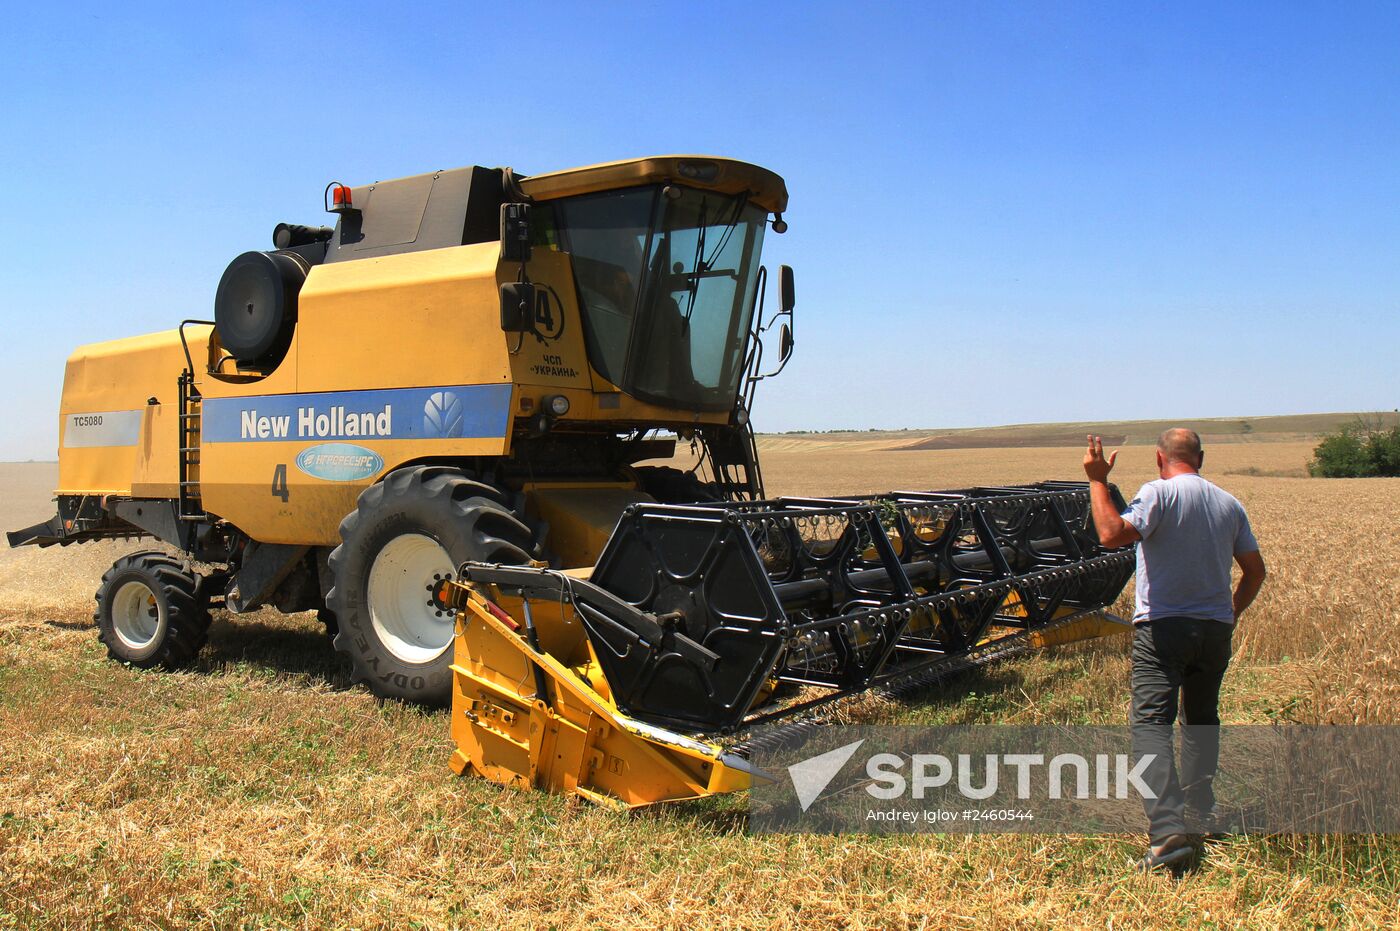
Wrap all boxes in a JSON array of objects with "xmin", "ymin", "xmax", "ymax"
[
  {"xmin": 326, "ymin": 467, "xmax": 538, "ymax": 705},
  {"xmin": 94, "ymin": 551, "xmax": 211, "ymax": 669}
]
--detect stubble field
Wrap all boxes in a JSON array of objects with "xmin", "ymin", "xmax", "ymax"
[{"xmin": 2, "ymin": 437, "xmax": 1398, "ymax": 929}]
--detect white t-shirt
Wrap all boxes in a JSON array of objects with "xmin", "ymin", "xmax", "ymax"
[{"xmin": 1120, "ymin": 473, "xmax": 1258, "ymax": 624}]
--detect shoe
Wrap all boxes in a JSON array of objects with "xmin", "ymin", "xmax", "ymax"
[
  {"xmin": 1186, "ymin": 804, "xmax": 1234, "ymax": 836},
  {"xmin": 1136, "ymin": 834, "xmax": 1198, "ymax": 875}
]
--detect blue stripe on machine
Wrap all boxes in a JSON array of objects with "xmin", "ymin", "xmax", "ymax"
[{"xmin": 202, "ymin": 384, "xmax": 512, "ymax": 443}]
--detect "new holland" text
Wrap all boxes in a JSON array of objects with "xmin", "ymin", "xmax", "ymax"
[{"xmin": 240, "ymin": 405, "xmax": 393, "ymax": 439}]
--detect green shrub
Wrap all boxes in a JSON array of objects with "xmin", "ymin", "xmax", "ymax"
[
  {"xmin": 1309, "ymin": 429, "xmax": 1372, "ymax": 477},
  {"xmin": 1367, "ymin": 426, "xmax": 1400, "ymax": 476},
  {"xmin": 1309, "ymin": 420, "xmax": 1400, "ymax": 478}
]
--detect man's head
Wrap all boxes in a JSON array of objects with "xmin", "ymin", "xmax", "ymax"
[{"xmin": 1156, "ymin": 428, "xmax": 1204, "ymax": 476}]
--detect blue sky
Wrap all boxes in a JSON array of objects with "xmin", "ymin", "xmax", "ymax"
[{"xmin": 2, "ymin": 1, "xmax": 1397, "ymax": 458}]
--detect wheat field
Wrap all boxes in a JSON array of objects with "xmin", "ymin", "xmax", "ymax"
[{"xmin": 2, "ymin": 437, "xmax": 1397, "ymax": 929}]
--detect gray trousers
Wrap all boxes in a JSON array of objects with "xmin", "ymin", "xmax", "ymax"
[{"xmin": 1131, "ymin": 617, "xmax": 1234, "ymax": 841}]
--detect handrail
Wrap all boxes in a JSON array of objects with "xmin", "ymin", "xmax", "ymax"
[{"xmin": 178, "ymin": 319, "xmax": 216, "ymax": 375}]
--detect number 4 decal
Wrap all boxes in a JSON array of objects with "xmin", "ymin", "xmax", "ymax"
[
  {"xmin": 534, "ymin": 289, "xmax": 554, "ymax": 332},
  {"xmin": 533, "ymin": 288, "xmax": 565, "ymax": 340},
  {"xmin": 271, "ymin": 463, "xmax": 289, "ymax": 502}
]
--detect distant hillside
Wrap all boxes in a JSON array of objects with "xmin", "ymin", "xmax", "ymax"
[
  {"xmin": 759, "ymin": 411, "xmax": 1397, "ymax": 452},
  {"xmin": 900, "ymin": 431, "xmax": 1128, "ymax": 451}
]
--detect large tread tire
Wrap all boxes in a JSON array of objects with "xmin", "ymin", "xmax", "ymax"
[
  {"xmin": 94, "ymin": 551, "xmax": 211, "ymax": 669},
  {"xmin": 316, "ymin": 607, "xmax": 339, "ymax": 640},
  {"xmin": 327, "ymin": 466, "xmax": 539, "ymax": 705},
  {"xmin": 635, "ymin": 465, "xmax": 724, "ymax": 504}
]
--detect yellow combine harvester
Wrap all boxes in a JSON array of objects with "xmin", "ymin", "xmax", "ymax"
[{"xmin": 11, "ymin": 155, "xmax": 1134, "ymax": 806}]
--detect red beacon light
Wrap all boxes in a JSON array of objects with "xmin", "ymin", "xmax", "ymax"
[{"xmin": 324, "ymin": 181, "xmax": 357, "ymax": 215}]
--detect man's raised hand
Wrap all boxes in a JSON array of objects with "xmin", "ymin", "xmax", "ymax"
[{"xmin": 1083, "ymin": 434, "xmax": 1118, "ymax": 483}]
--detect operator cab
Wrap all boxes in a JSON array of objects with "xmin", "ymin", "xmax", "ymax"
[{"xmin": 515, "ymin": 157, "xmax": 790, "ymax": 413}]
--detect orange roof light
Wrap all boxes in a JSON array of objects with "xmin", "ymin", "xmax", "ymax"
[{"xmin": 324, "ymin": 181, "xmax": 356, "ymax": 214}]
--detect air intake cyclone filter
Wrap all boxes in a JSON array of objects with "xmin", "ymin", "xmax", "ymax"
[{"xmin": 214, "ymin": 250, "xmax": 308, "ymax": 367}]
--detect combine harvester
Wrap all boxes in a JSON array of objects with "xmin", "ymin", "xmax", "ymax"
[{"xmin": 11, "ymin": 156, "xmax": 1134, "ymax": 806}]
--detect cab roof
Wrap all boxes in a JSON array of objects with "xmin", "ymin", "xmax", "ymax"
[{"xmin": 519, "ymin": 155, "xmax": 788, "ymax": 214}]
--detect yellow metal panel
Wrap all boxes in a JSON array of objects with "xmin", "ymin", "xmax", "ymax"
[
  {"xmin": 448, "ymin": 586, "xmax": 760, "ymax": 807},
  {"xmin": 501, "ymin": 251, "xmax": 596, "ymax": 395},
  {"xmin": 130, "ymin": 402, "xmax": 180, "ymax": 499},
  {"xmin": 1027, "ymin": 610, "xmax": 1132, "ymax": 649},
  {"xmin": 57, "ymin": 447, "xmax": 138, "ymax": 497},
  {"xmin": 197, "ymin": 343, "xmax": 299, "ymax": 400},
  {"xmin": 523, "ymin": 482, "xmax": 652, "ymax": 568},
  {"xmin": 295, "ymin": 243, "xmax": 511, "ymax": 392},
  {"xmin": 57, "ymin": 327, "xmax": 204, "ymax": 496}
]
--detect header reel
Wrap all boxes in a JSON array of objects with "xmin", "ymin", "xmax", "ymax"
[
  {"xmin": 460, "ymin": 482, "xmax": 1135, "ymax": 734},
  {"xmin": 435, "ymin": 481, "xmax": 1135, "ymax": 807}
]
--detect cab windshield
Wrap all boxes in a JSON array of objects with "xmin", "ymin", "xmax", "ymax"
[{"xmin": 548, "ymin": 185, "xmax": 767, "ymax": 411}]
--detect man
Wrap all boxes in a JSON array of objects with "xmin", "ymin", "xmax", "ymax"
[{"xmin": 1083, "ymin": 428, "xmax": 1266, "ymax": 872}]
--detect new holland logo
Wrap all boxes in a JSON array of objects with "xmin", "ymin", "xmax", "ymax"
[{"xmin": 423, "ymin": 391, "xmax": 465, "ymax": 438}]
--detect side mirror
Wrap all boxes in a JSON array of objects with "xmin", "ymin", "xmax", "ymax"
[
  {"xmin": 778, "ymin": 322, "xmax": 793, "ymax": 364},
  {"xmin": 779, "ymin": 264, "xmax": 795, "ymax": 313},
  {"xmin": 500, "ymin": 203, "xmax": 532, "ymax": 263},
  {"xmin": 500, "ymin": 282, "xmax": 535, "ymax": 332}
]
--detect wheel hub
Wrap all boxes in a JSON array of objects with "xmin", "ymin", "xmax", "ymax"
[
  {"xmin": 366, "ymin": 533, "xmax": 457, "ymax": 664},
  {"xmin": 111, "ymin": 579, "xmax": 164, "ymax": 651}
]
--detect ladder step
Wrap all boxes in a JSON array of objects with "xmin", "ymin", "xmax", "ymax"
[{"xmin": 177, "ymin": 371, "xmax": 207, "ymax": 523}]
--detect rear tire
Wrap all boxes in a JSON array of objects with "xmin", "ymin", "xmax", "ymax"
[
  {"xmin": 94, "ymin": 551, "xmax": 210, "ymax": 669},
  {"xmin": 327, "ymin": 466, "xmax": 539, "ymax": 705}
]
